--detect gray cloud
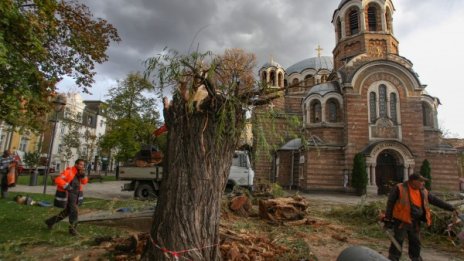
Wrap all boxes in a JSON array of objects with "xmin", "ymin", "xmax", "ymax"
[{"xmin": 63, "ymin": 0, "xmax": 464, "ymax": 136}]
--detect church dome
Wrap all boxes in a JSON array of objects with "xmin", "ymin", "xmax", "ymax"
[
  {"xmin": 338, "ymin": 0, "xmax": 350, "ymax": 9},
  {"xmin": 286, "ymin": 56, "xmax": 333, "ymax": 75},
  {"xmin": 260, "ymin": 60, "xmax": 284, "ymax": 70},
  {"xmin": 306, "ymin": 81, "xmax": 340, "ymax": 97}
]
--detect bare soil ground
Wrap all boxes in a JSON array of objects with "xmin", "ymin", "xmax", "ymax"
[{"xmin": 17, "ymin": 194, "xmax": 463, "ymax": 261}]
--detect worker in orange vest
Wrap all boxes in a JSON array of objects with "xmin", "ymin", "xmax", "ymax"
[
  {"xmin": 45, "ymin": 159, "xmax": 88, "ymax": 236},
  {"xmin": 383, "ymin": 173, "xmax": 459, "ymax": 261}
]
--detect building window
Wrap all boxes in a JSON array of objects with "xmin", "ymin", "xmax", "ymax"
[
  {"xmin": 261, "ymin": 71, "xmax": 267, "ymax": 83},
  {"xmin": 278, "ymin": 72, "xmax": 283, "ymax": 87},
  {"xmin": 379, "ymin": 85, "xmax": 387, "ymax": 118},
  {"xmin": 311, "ymin": 100, "xmax": 322, "ymax": 123},
  {"xmin": 390, "ymin": 93, "xmax": 397, "ymax": 123},
  {"xmin": 337, "ymin": 17, "xmax": 342, "ymax": 40},
  {"xmin": 19, "ymin": 136, "xmax": 28, "ymax": 151},
  {"xmin": 304, "ymin": 75, "xmax": 314, "ymax": 87},
  {"xmin": 367, "ymin": 6, "xmax": 378, "ymax": 31},
  {"xmin": 327, "ymin": 100, "xmax": 338, "ymax": 122},
  {"xmin": 269, "ymin": 71, "xmax": 276, "ymax": 86},
  {"xmin": 370, "ymin": 92, "xmax": 377, "ymax": 123},
  {"xmin": 369, "ymin": 84, "xmax": 399, "ymax": 124},
  {"xmin": 422, "ymin": 102, "xmax": 433, "ymax": 127},
  {"xmin": 88, "ymin": 116, "xmax": 93, "ymax": 125},
  {"xmin": 349, "ymin": 9, "xmax": 359, "ymax": 35}
]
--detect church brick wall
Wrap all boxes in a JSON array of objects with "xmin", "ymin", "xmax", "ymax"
[
  {"xmin": 424, "ymin": 130, "xmax": 443, "ymax": 149},
  {"xmin": 302, "ymin": 148, "xmax": 345, "ymax": 191},
  {"xmin": 285, "ymin": 96, "xmax": 303, "ymax": 113},
  {"xmin": 398, "ymin": 97, "xmax": 427, "ymax": 171},
  {"xmin": 343, "ymin": 93, "xmax": 370, "ymax": 170},
  {"xmin": 425, "ymin": 152, "xmax": 460, "ymax": 191},
  {"xmin": 252, "ymin": 112, "xmax": 300, "ymax": 182},
  {"xmin": 305, "ymin": 126, "xmax": 344, "ymax": 145}
]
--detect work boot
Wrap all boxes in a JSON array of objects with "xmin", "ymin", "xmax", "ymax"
[
  {"xmin": 68, "ymin": 226, "xmax": 78, "ymax": 236},
  {"xmin": 44, "ymin": 219, "xmax": 54, "ymax": 230}
]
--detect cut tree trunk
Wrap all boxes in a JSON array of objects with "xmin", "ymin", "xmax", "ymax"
[{"xmin": 142, "ymin": 97, "xmax": 244, "ymax": 260}]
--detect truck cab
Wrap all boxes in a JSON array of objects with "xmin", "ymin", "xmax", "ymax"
[
  {"xmin": 226, "ymin": 150, "xmax": 254, "ymax": 191},
  {"xmin": 120, "ymin": 150, "xmax": 254, "ymax": 200}
]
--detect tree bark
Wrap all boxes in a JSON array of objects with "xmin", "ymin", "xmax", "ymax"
[{"xmin": 142, "ymin": 96, "xmax": 243, "ymax": 260}]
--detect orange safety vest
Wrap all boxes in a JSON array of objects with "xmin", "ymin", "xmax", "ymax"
[
  {"xmin": 392, "ymin": 182, "xmax": 432, "ymax": 226},
  {"xmin": 53, "ymin": 166, "xmax": 88, "ymax": 208}
]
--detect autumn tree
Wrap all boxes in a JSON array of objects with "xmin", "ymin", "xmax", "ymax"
[
  {"xmin": 0, "ymin": 0, "xmax": 119, "ymax": 130},
  {"xmin": 100, "ymin": 72, "xmax": 161, "ymax": 164},
  {"xmin": 141, "ymin": 49, "xmax": 258, "ymax": 260}
]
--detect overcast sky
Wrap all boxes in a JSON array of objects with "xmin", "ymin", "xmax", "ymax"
[{"xmin": 58, "ymin": 0, "xmax": 464, "ymax": 137}]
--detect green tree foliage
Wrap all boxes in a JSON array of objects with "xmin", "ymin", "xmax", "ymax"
[
  {"xmin": 420, "ymin": 159, "xmax": 432, "ymax": 190},
  {"xmin": 352, "ymin": 153, "xmax": 368, "ymax": 195},
  {"xmin": 23, "ymin": 151, "xmax": 41, "ymax": 173},
  {"xmin": 0, "ymin": 0, "xmax": 120, "ymax": 130},
  {"xmin": 100, "ymin": 72, "xmax": 161, "ymax": 163}
]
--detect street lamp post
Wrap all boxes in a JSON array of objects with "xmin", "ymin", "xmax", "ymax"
[{"xmin": 43, "ymin": 94, "xmax": 67, "ymax": 194}]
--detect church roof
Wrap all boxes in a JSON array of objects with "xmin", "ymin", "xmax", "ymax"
[
  {"xmin": 286, "ymin": 56, "xmax": 333, "ymax": 75},
  {"xmin": 306, "ymin": 81, "xmax": 340, "ymax": 96},
  {"xmin": 260, "ymin": 60, "xmax": 284, "ymax": 70},
  {"xmin": 279, "ymin": 138, "xmax": 302, "ymax": 150}
]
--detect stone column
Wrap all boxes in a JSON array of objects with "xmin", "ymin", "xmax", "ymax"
[
  {"xmin": 380, "ymin": 7, "xmax": 387, "ymax": 32},
  {"xmin": 366, "ymin": 164, "xmax": 371, "ymax": 185},
  {"xmin": 360, "ymin": 12, "xmax": 366, "ymax": 32},
  {"xmin": 371, "ymin": 164, "xmax": 376, "ymax": 186},
  {"xmin": 403, "ymin": 165, "xmax": 409, "ymax": 181},
  {"xmin": 409, "ymin": 165, "xmax": 414, "ymax": 175}
]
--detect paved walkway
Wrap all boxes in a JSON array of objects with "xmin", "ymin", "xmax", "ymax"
[{"xmin": 10, "ymin": 181, "xmax": 134, "ymax": 200}]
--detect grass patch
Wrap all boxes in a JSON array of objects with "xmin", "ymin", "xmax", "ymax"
[
  {"xmin": 0, "ymin": 191, "xmax": 151, "ymax": 260},
  {"xmin": 16, "ymin": 175, "xmax": 54, "ymax": 186}
]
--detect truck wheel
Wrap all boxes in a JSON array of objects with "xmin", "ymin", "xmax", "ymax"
[{"xmin": 135, "ymin": 183, "xmax": 156, "ymax": 200}]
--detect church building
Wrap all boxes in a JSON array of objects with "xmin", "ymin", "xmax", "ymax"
[{"xmin": 253, "ymin": 0, "xmax": 461, "ymax": 193}]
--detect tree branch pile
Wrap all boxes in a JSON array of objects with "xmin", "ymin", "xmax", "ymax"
[
  {"xmin": 258, "ymin": 195, "xmax": 310, "ymax": 223},
  {"xmin": 219, "ymin": 227, "xmax": 289, "ymax": 260}
]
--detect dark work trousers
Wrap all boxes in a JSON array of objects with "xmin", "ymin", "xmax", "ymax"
[
  {"xmin": 46, "ymin": 190, "xmax": 79, "ymax": 228},
  {"xmin": 0, "ymin": 172, "xmax": 8, "ymax": 198},
  {"xmin": 388, "ymin": 221, "xmax": 422, "ymax": 261}
]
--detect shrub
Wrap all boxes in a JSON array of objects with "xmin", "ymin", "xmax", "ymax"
[
  {"xmin": 352, "ymin": 153, "xmax": 368, "ymax": 195},
  {"xmin": 420, "ymin": 159, "xmax": 432, "ymax": 190}
]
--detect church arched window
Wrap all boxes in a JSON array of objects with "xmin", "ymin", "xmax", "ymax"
[
  {"xmin": 327, "ymin": 99, "xmax": 339, "ymax": 123},
  {"xmin": 369, "ymin": 92, "xmax": 377, "ymax": 123},
  {"xmin": 379, "ymin": 84, "xmax": 387, "ymax": 117},
  {"xmin": 369, "ymin": 84, "xmax": 400, "ymax": 125},
  {"xmin": 278, "ymin": 72, "xmax": 283, "ymax": 87},
  {"xmin": 311, "ymin": 100, "xmax": 322, "ymax": 123},
  {"xmin": 304, "ymin": 75, "xmax": 315, "ymax": 87},
  {"xmin": 303, "ymin": 103, "xmax": 307, "ymax": 124},
  {"xmin": 337, "ymin": 17, "xmax": 342, "ymax": 40},
  {"xmin": 321, "ymin": 74, "xmax": 328, "ymax": 83},
  {"xmin": 261, "ymin": 71, "xmax": 267, "ymax": 83},
  {"xmin": 390, "ymin": 93, "xmax": 397, "ymax": 123},
  {"xmin": 348, "ymin": 9, "xmax": 359, "ymax": 35},
  {"xmin": 367, "ymin": 6, "xmax": 378, "ymax": 31},
  {"xmin": 292, "ymin": 78, "xmax": 299, "ymax": 86},
  {"xmin": 422, "ymin": 102, "xmax": 433, "ymax": 127},
  {"xmin": 269, "ymin": 71, "xmax": 276, "ymax": 86}
]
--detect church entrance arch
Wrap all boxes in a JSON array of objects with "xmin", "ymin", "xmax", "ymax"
[
  {"xmin": 363, "ymin": 141, "xmax": 415, "ymax": 195},
  {"xmin": 375, "ymin": 150, "xmax": 403, "ymax": 195}
]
